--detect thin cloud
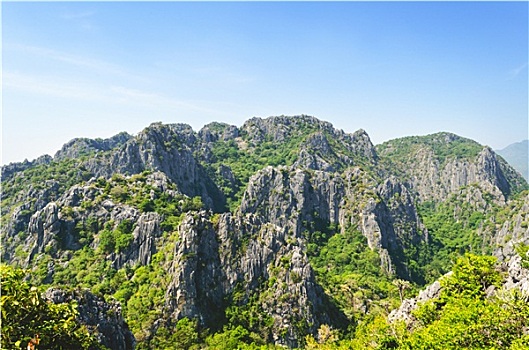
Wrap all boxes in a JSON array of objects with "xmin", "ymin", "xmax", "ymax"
[
  {"xmin": 508, "ymin": 62, "xmax": 528, "ymax": 80},
  {"xmin": 4, "ymin": 70, "xmax": 235, "ymax": 120},
  {"xmin": 60, "ymin": 10, "xmax": 96, "ymax": 20},
  {"xmin": 110, "ymin": 86, "xmax": 232, "ymax": 116},
  {"xmin": 7, "ymin": 44, "xmax": 145, "ymax": 82},
  {"xmin": 4, "ymin": 71, "xmax": 105, "ymax": 101}
]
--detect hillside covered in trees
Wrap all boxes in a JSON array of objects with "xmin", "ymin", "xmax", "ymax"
[{"xmin": 2, "ymin": 115, "xmax": 528, "ymax": 349}]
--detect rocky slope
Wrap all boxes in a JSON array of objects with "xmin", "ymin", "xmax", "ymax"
[
  {"xmin": 43, "ymin": 288, "xmax": 135, "ymax": 350},
  {"xmin": 389, "ymin": 253, "xmax": 529, "ymax": 327},
  {"xmin": 377, "ymin": 132, "xmax": 526, "ymax": 203},
  {"xmin": 493, "ymin": 192, "xmax": 529, "ymax": 260},
  {"xmin": 1, "ymin": 115, "xmax": 528, "ymax": 348}
]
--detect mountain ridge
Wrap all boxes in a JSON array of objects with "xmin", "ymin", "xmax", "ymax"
[
  {"xmin": 1, "ymin": 115, "xmax": 528, "ymax": 348},
  {"xmin": 496, "ymin": 139, "xmax": 528, "ymax": 182}
]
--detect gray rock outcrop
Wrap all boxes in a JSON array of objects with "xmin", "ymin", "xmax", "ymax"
[
  {"xmin": 164, "ymin": 207, "xmax": 346, "ymax": 347},
  {"xmin": 54, "ymin": 132, "xmax": 132, "ymax": 160},
  {"xmin": 494, "ymin": 193, "xmax": 529, "ymax": 260},
  {"xmin": 389, "ymin": 254, "xmax": 529, "ymax": 326},
  {"xmin": 12, "ymin": 173, "xmax": 172, "ymax": 271},
  {"xmin": 502, "ymin": 254, "xmax": 529, "ymax": 298},
  {"xmin": 388, "ymin": 279, "xmax": 443, "ymax": 325},
  {"xmin": 43, "ymin": 288, "xmax": 135, "ymax": 350},
  {"xmin": 378, "ymin": 133, "xmax": 525, "ymax": 203},
  {"xmin": 83, "ymin": 123, "xmax": 226, "ymax": 212}
]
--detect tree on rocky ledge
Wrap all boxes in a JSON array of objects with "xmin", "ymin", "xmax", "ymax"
[{"xmin": 392, "ymin": 279, "xmax": 411, "ymax": 303}]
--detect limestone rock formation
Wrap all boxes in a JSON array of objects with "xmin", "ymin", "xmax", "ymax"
[
  {"xmin": 494, "ymin": 193, "xmax": 529, "ymax": 260},
  {"xmin": 1, "ymin": 154, "xmax": 52, "ymax": 181},
  {"xmin": 377, "ymin": 132, "xmax": 525, "ymax": 203},
  {"xmin": 164, "ymin": 204, "xmax": 347, "ymax": 347},
  {"xmin": 54, "ymin": 132, "xmax": 132, "ymax": 160},
  {"xmin": 43, "ymin": 288, "xmax": 135, "ymax": 350},
  {"xmin": 503, "ymin": 254, "xmax": 529, "ymax": 297},
  {"xmin": 388, "ymin": 279, "xmax": 443, "ymax": 325},
  {"xmin": 2, "ymin": 115, "xmax": 528, "ymax": 348}
]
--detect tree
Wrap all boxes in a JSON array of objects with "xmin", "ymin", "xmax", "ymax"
[
  {"xmin": 205, "ymin": 326, "xmax": 251, "ymax": 350},
  {"xmin": 392, "ymin": 279, "xmax": 411, "ymax": 303},
  {"xmin": 441, "ymin": 253, "xmax": 501, "ymax": 299},
  {"xmin": 148, "ymin": 318, "xmax": 200, "ymax": 350},
  {"xmin": 515, "ymin": 243, "xmax": 529, "ymax": 268},
  {"xmin": 317, "ymin": 324, "xmax": 339, "ymax": 344},
  {"xmin": 0, "ymin": 264, "xmax": 101, "ymax": 349},
  {"xmin": 401, "ymin": 254, "xmax": 528, "ymax": 349}
]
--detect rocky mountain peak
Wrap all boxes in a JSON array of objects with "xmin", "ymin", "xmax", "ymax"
[
  {"xmin": 198, "ymin": 122, "xmax": 239, "ymax": 143},
  {"xmin": 54, "ymin": 132, "xmax": 132, "ymax": 160},
  {"xmin": 241, "ymin": 115, "xmax": 335, "ymax": 143},
  {"xmin": 1, "ymin": 154, "xmax": 53, "ymax": 181},
  {"xmin": 377, "ymin": 133, "xmax": 526, "ymax": 203}
]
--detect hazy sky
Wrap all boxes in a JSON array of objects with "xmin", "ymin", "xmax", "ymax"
[{"xmin": 2, "ymin": 1, "xmax": 528, "ymax": 164}]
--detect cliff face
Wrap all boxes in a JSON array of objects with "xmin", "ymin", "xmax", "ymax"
[
  {"xmin": 43, "ymin": 288, "xmax": 136, "ymax": 350},
  {"xmin": 163, "ymin": 209, "xmax": 346, "ymax": 347},
  {"xmin": 81, "ymin": 123, "xmax": 226, "ymax": 212},
  {"xmin": 4, "ymin": 174, "xmax": 167, "ymax": 271},
  {"xmin": 377, "ymin": 132, "xmax": 525, "ymax": 203},
  {"xmin": 236, "ymin": 164, "xmax": 426, "ymax": 278},
  {"xmin": 493, "ymin": 193, "xmax": 529, "ymax": 260},
  {"xmin": 1, "ymin": 115, "xmax": 527, "ymax": 348}
]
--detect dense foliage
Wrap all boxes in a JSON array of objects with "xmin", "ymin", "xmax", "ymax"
[
  {"xmin": 304, "ymin": 254, "xmax": 529, "ymax": 349},
  {"xmin": 309, "ymin": 227, "xmax": 402, "ymax": 320},
  {"xmin": 1, "ymin": 264, "xmax": 102, "ymax": 349},
  {"xmin": 200, "ymin": 121, "xmax": 320, "ymax": 211}
]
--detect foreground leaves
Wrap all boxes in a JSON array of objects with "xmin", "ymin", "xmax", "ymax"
[{"xmin": 0, "ymin": 264, "xmax": 102, "ymax": 349}]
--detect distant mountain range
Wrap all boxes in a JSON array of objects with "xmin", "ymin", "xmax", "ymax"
[{"xmin": 496, "ymin": 140, "xmax": 528, "ymax": 181}]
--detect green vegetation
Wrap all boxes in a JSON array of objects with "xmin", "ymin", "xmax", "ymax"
[
  {"xmin": 411, "ymin": 198, "xmax": 491, "ymax": 282},
  {"xmin": 97, "ymin": 219, "xmax": 135, "ymax": 254},
  {"xmin": 125, "ymin": 248, "xmax": 529, "ymax": 350},
  {"xmin": 305, "ymin": 254, "xmax": 529, "ymax": 349},
  {"xmin": 408, "ymin": 188, "xmax": 529, "ymax": 285},
  {"xmin": 308, "ymin": 226, "xmax": 403, "ymax": 322},
  {"xmin": 201, "ymin": 128, "xmax": 313, "ymax": 211},
  {"xmin": 49, "ymin": 173, "xmax": 204, "ymax": 344},
  {"xmin": 0, "ymin": 156, "xmax": 95, "ymax": 227},
  {"xmin": 200, "ymin": 120, "xmax": 376, "ymax": 212},
  {"xmin": 1, "ymin": 264, "xmax": 102, "ymax": 349},
  {"xmin": 377, "ymin": 132, "xmax": 484, "ymax": 169},
  {"xmin": 516, "ymin": 243, "xmax": 529, "ymax": 268},
  {"xmin": 147, "ymin": 318, "xmax": 201, "ymax": 350},
  {"xmin": 398, "ymin": 254, "xmax": 528, "ymax": 349},
  {"xmin": 4, "ymin": 170, "xmax": 208, "ymax": 347}
]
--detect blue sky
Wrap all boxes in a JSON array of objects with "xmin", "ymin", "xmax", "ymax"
[{"xmin": 2, "ymin": 1, "xmax": 528, "ymax": 164}]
